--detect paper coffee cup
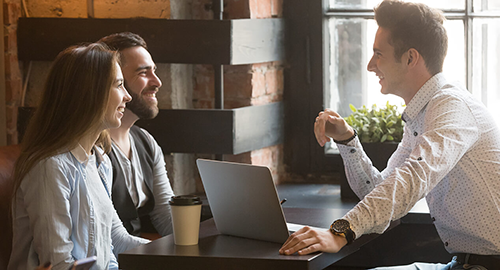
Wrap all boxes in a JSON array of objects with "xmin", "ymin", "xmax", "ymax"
[{"xmin": 169, "ymin": 195, "xmax": 202, "ymax": 245}]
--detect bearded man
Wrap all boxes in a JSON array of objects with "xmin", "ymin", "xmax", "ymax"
[{"xmin": 100, "ymin": 32, "xmax": 175, "ymax": 238}]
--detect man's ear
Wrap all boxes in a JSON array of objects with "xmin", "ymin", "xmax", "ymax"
[{"xmin": 406, "ymin": 48, "xmax": 419, "ymax": 66}]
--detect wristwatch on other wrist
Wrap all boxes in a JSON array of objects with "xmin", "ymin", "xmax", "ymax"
[{"xmin": 329, "ymin": 219, "xmax": 356, "ymax": 245}]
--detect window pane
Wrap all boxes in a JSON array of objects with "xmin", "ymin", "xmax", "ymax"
[
  {"xmin": 442, "ymin": 20, "xmax": 466, "ymax": 86},
  {"xmin": 329, "ymin": 0, "xmax": 464, "ymax": 10},
  {"xmin": 327, "ymin": 18, "xmax": 404, "ymax": 118},
  {"xmin": 471, "ymin": 19, "xmax": 500, "ymax": 126},
  {"xmin": 327, "ymin": 18, "xmax": 465, "ymax": 118},
  {"xmin": 474, "ymin": 0, "xmax": 500, "ymax": 13},
  {"xmin": 327, "ymin": 18, "xmax": 367, "ymax": 116}
]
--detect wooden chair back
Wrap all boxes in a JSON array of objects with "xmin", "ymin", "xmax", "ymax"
[{"xmin": 0, "ymin": 145, "xmax": 20, "ymax": 270}]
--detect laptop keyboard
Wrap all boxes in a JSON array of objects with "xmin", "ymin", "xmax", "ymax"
[{"xmin": 286, "ymin": 223, "xmax": 328, "ymax": 234}]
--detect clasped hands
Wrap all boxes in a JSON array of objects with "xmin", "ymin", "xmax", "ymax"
[{"xmin": 279, "ymin": 109, "xmax": 352, "ymax": 256}]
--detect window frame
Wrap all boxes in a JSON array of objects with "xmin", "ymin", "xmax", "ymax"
[{"xmin": 285, "ymin": 0, "xmax": 340, "ymax": 175}]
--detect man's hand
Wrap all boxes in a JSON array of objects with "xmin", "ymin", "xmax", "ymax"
[
  {"xmin": 279, "ymin": 226, "xmax": 347, "ymax": 255},
  {"xmin": 314, "ymin": 109, "xmax": 354, "ymax": 147}
]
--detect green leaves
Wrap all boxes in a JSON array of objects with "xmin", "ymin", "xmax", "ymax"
[
  {"xmin": 344, "ymin": 102, "xmax": 404, "ymax": 143},
  {"xmin": 349, "ymin": 104, "xmax": 357, "ymax": 112}
]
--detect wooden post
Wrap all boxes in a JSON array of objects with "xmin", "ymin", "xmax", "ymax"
[{"xmin": 0, "ymin": 2, "xmax": 7, "ymax": 146}]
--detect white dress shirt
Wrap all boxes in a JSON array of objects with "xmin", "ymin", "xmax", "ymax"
[{"xmin": 338, "ymin": 73, "xmax": 500, "ymax": 255}]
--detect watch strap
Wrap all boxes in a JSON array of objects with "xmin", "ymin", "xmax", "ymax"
[
  {"xmin": 343, "ymin": 227, "xmax": 355, "ymax": 245},
  {"xmin": 333, "ymin": 129, "xmax": 357, "ymax": 145}
]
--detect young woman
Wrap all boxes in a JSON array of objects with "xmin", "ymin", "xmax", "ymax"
[{"xmin": 8, "ymin": 43, "xmax": 150, "ymax": 270}]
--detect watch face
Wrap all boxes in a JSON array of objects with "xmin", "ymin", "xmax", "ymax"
[{"xmin": 332, "ymin": 219, "xmax": 350, "ymax": 233}]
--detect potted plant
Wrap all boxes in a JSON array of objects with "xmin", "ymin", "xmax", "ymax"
[
  {"xmin": 344, "ymin": 102, "xmax": 404, "ymax": 144},
  {"xmin": 340, "ymin": 102, "xmax": 404, "ymax": 200}
]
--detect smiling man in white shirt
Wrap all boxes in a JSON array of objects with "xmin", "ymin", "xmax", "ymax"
[{"xmin": 279, "ymin": 1, "xmax": 500, "ymax": 269}]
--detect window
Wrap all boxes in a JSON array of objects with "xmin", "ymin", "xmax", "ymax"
[{"xmin": 284, "ymin": 0, "xmax": 500, "ymax": 175}]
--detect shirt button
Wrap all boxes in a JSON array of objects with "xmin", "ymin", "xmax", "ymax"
[
  {"xmin": 413, "ymin": 131, "xmax": 418, "ymax": 136},
  {"xmin": 417, "ymin": 157, "xmax": 422, "ymax": 161},
  {"xmin": 366, "ymin": 181, "xmax": 371, "ymax": 184},
  {"xmin": 431, "ymin": 217, "xmax": 436, "ymax": 222},
  {"xmin": 350, "ymin": 149, "xmax": 356, "ymax": 153},
  {"xmin": 445, "ymin": 242, "xmax": 448, "ymax": 246}
]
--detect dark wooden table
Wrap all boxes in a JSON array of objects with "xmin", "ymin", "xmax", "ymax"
[{"xmin": 119, "ymin": 207, "xmax": 401, "ymax": 270}]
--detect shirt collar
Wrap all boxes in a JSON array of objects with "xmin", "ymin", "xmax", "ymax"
[
  {"xmin": 402, "ymin": 73, "xmax": 448, "ymax": 122},
  {"xmin": 70, "ymin": 144, "xmax": 90, "ymax": 166},
  {"xmin": 70, "ymin": 144, "xmax": 104, "ymax": 166}
]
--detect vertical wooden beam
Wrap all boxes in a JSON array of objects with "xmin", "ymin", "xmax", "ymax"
[
  {"xmin": 213, "ymin": 0, "xmax": 224, "ymax": 161},
  {"xmin": 0, "ymin": 2, "xmax": 7, "ymax": 146},
  {"xmin": 87, "ymin": 0, "xmax": 94, "ymax": 18}
]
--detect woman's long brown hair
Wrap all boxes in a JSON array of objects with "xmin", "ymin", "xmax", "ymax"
[{"xmin": 13, "ymin": 43, "xmax": 118, "ymax": 197}]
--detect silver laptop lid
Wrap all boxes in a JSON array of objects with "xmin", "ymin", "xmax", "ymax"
[{"xmin": 196, "ymin": 159, "xmax": 290, "ymax": 244}]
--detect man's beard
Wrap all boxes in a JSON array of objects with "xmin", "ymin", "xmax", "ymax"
[{"xmin": 125, "ymin": 82, "xmax": 159, "ymax": 120}]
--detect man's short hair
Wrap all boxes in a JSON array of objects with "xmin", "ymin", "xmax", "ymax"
[
  {"xmin": 99, "ymin": 32, "xmax": 148, "ymax": 52},
  {"xmin": 374, "ymin": 0, "xmax": 448, "ymax": 75}
]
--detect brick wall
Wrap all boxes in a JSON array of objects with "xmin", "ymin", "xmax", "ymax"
[
  {"xmin": 2, "ymin": 0, "xmax": 171, "ymax": 145},
  {"xmin": 192, "ymin": 0, "xmax": 285, "ymax": 183},
  {"xmin": 3, "ymin": 0, "xmax": 285, "ymax": 185}
]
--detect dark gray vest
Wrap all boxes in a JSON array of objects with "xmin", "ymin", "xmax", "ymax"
[{"xmin": 109, "ymin": 125, "xmax": 156, "ymax": 236}]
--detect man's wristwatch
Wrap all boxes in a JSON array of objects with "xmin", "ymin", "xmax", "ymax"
[{"xmin": 329, "ymin": 219, "xmax": 356, "ymax": 245}]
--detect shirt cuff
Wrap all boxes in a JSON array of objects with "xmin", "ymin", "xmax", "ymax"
[
  {"xmin": 342, "ymin": 213, "xmax": 362, "ymax": 241},
  {"xmin": 337, "ymin": 137, "xmax": 362, "ymax": 157}
]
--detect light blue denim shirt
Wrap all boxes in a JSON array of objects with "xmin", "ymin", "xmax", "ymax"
[{"xmin": 8, "ymin": 146, "xmax": 149, "ymax": 270}]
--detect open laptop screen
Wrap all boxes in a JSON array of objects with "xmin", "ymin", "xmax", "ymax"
[{"xmin": 196, "ymin": 159, "xmax": 290, "ymax": 243}]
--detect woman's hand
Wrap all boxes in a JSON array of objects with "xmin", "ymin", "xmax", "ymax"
[{"xmin": 279, "ymin": 226, "xmax": 347, "ymax": 255}]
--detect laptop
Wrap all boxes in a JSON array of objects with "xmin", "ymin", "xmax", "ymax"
[{"xmin": 196, "ymin": 159, "xmax": 326, "ymax": 244}]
